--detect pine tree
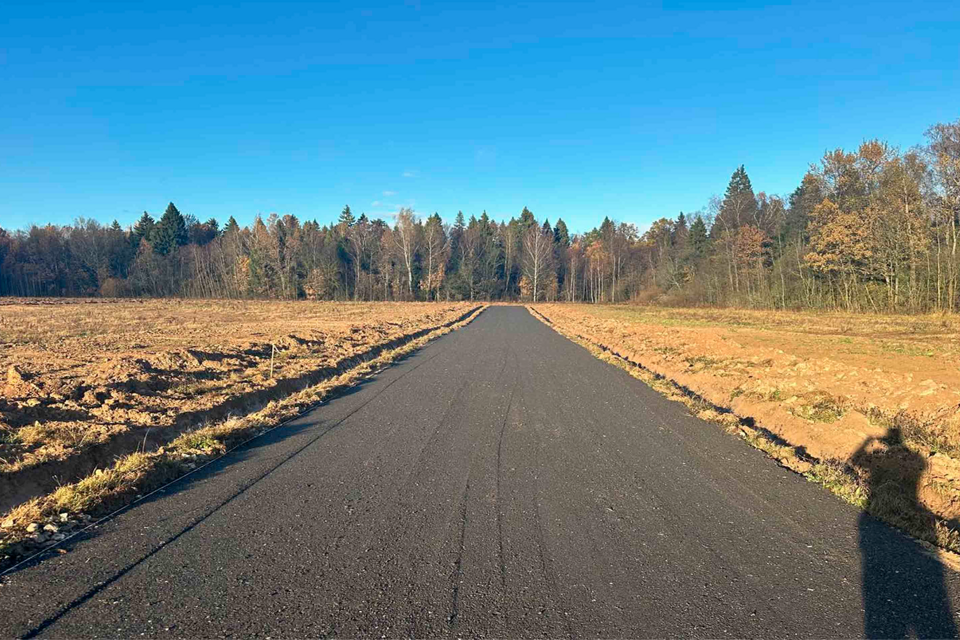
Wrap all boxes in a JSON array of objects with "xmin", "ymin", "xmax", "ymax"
[
  {"xmin": 225, "ymin": 216, "xmax": 240, "ymax": 235},
  {"xmin": 479, "ymin": 211, "xmax": 492, "ymax": 236},
  {"xmin": 714, "ymin": 165, "xmax": 758, "ymax": 236},
  {"xmin": 599, "ymin": 216, "xmax": 614, "ymax": 238},
  {"xmin": 674, "ymin": 212, "xmax": 689, "ymax": 250},
  {"xmin": 339, "ymin": 205, "xmax": 355, "ymax": 227},
  {"xmin": 686, "ymin": 215, "xmax": 709, "ymax": 261},
  {"xmin": 783, "ymin": 172, "xmax": 821, "ymax": 244},
  {"xmin": 553, "ymin": 219, "xmax": 570, "ymax": 247},
  {"xmin": 152, "ymin": 203, "xmax": 188, "ymax": 256},
  {"xmin": 131, "ymin": 212, "xmax": 155, "ymax": 248},
  {"xmin": 519, "ymin": 206, "xmax": 536, "ymax": 232}
]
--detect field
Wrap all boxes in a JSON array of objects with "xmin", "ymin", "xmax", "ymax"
[
  {"xmin": 0, "ymin": 299, "xmax": 480, "ymax": 559},
  {"xmin": 531, "ymin": 304, "xmax": 960, "ymax": 548}
]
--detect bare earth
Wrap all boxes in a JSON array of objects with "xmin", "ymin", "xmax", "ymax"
[
  {"xmin": 0, "ymin": 299, "xmax": 474, "ymax": 514},
  {"xmin": 531, "ymin": 304, "xmax": 960, "ymax": 525}
]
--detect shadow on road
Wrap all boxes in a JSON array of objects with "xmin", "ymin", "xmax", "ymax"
[{"xmin": 854, "ymin": 427, "xmax": 958, "ymax": 638}]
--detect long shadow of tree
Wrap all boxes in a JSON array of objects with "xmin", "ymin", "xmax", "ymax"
[{"xmin": 854, "ymin": 427, "xmax": 958, "ymax": 638}]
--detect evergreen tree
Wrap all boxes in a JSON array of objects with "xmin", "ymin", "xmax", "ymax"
[
  {"xmin": 339, "ymin": 205, "xmax": 355, "ymax": 227},
  {"xmin": 152, "ymin": 203, "xmax": 188, "ymax": 256},
  {"xmin": 553, "ymin": 219, "xmax": 570, "ymax": 247},
  {"xmin": 686, "ymin": 215, "xmax": 709, "ymax": 261},
  {"xmin": 673, "ymin": 212, "xmax": 689, "ymax": 251},
  {"xmin": 713, "ymin": 165, "xmax": 758, "ymax": 236},
  {"xmin": 131, "ymin": 211, "xmax": 156, "ymax": 248},
  {"xmin": 107, "ymin": 220, "xmax": 132, "ymax": 280},
  {"xmin": 479, "ymin": 211, "xmax": 492, "ymax": 236},
  {"xmin": 224, "ymin": 216, "xmax": 240, "ymax": 235},
  {"xmin": 783, "ymin": 172, "xmax": 821, "ymax": 244},
  {"xmin": 189, "ymin": 217, "xmax": 219, "ymax": 246},
  {"xmin": 519, "ymin": 206, "xmax": 536, "ymax": 232}
]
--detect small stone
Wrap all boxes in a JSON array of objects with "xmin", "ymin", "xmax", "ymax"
[
  {"xmin": 59, "ymin": 512, "xmax": 69, "ymax": 523},
  {"xmin": 1, "ymin": 518, "xmax": 14, "ymax": 529},
  {"xmin": 43, "ymin": 523, "xmax": 59, "ymax": 533},
  {"xmin": 7, "ymin": 365, "xmax": 25, "ymax": 386},
  {"xmin": 52, "ymin": 533, "xmax": 66, "ymax": 541},
  {"xmin": 26, "ymin": 522, "xmax": 39, "ymax": 533}
]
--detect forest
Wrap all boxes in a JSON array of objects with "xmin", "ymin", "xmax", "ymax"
[{"xmin": 2, "ymin": 118, "xmax": 959, "ymax": 313}]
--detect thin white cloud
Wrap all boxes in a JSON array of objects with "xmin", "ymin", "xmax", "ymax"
[
  {"xmin": 402, "ymin": 170, "xmax": 418, "ymax": 178},
  {"xmin": 371, "ymin": 200, "xmax": 381, "ymax": 207},
  {"xmin": 383, "ymin": 190, "xmax": 396, "ymax": 196}
]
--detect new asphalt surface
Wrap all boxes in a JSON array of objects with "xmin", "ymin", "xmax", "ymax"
[{"xmin": 1, "ymin": 306, "xmax": 958, "ymax": 638}]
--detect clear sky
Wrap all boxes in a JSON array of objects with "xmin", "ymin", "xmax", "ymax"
[{"xmin": 2, "ymin": 1, "xmax": 958, "ymax": 234}]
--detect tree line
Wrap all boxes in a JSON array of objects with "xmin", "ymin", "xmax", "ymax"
[{"xmin": 2, "ymin": 118, "xmax": 959, "ymax": 312}]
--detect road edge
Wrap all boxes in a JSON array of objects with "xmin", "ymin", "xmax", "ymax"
[{"xmin": 525, "ymin": 304, "xmax": 960, "ymax": 570}]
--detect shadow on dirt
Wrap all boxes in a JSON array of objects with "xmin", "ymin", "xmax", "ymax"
[{"xmin": 854, "ymin": 427, "xmax": 958, "ymax": 638}]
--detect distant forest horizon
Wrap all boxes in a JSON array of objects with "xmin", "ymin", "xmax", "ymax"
[{"xmin": 2, "ymin": 117, "xmax": 960, "ymax": 313}]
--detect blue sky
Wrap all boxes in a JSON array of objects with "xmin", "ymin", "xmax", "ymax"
[{"xmin": 2, "ymin": 1, "xmax": 958, "ymax": 234}]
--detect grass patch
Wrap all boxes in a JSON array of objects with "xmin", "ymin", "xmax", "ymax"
[
  {"xmin": 171, "ymin": 430, "xmax": 227, "ymax": 454},
  {"xmin": 865, "ymin": 407, "xmax": 960, "ymax": 458},
  {"xmin": 790, "ymin": 392, "xmax": 846, "ymax": 423},
  {"xmin": 805, "ymin": 460, "xmax": 868, "ymax": 509},
  {"xmin": 683, "ymin": 355, "xmax": 723, "ymax": 369}
]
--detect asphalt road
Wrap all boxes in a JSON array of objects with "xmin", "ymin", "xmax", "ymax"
[{"xmin": 2, "ymin": 306, "xmax": 958, "ymax": 638}]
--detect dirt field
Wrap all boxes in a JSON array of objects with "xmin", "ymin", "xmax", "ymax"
[
  {"xmin": 0, "ymin": 299, "xmax": 476, "ymax": 516},
  {"xmin": 530, "ymin": 304, "xmax": 960, "ymax": 538}
]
